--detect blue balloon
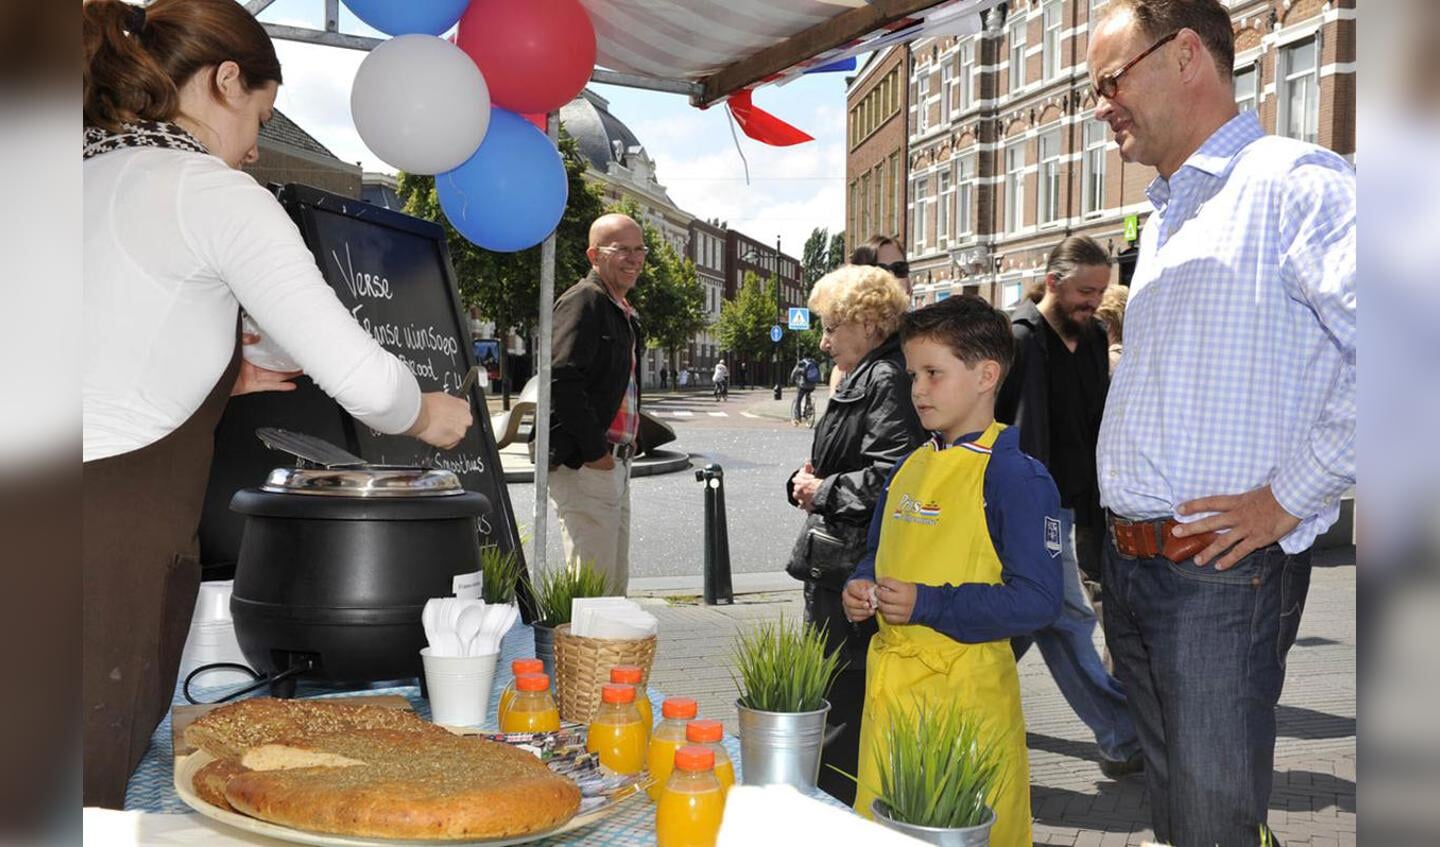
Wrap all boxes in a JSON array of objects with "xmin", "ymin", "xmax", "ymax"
[
  {"xmin": 341, "ymin": 0, "xmax": 471, "ymax": 37},
  {"xmin": 438, "ymin": 109, "xmax": 568, "ymax": 253}
]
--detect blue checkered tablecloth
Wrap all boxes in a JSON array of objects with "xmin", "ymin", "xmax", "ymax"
[{"xmin": 126, "ymin": 623, "xmax": 848, "ymax": 845}]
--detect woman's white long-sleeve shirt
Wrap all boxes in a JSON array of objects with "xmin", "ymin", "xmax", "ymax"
[{"xmin": 83, "ymin": 148, "xmax": 421, "ymax": 462}]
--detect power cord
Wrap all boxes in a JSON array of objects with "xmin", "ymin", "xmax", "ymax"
[{"xmin": 182, "ymin": 658, "xmax": 314, "ymax": 705}]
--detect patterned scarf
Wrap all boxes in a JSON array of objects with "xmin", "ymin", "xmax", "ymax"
[{"xmin": 83, "ymin": 119, "xmax": 208, "ymax": 160}]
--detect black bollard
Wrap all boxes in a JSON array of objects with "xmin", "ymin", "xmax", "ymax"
[{"xmin": 694, "ymin": 463, "xmax": 735, "ymax": 605}]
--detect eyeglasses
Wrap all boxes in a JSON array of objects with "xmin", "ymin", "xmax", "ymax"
[
  {"xmin": 597, "ymin": 245, "xmax": 649, "ymax": 259},
  {"xmin": 1093, "ymin": 30, "xmax": 1179, "ymax": 99},
  {"xmin": 877, "ymin": 260, "xmax": 909, "ymax": 278}
]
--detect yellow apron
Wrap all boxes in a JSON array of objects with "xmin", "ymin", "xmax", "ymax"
[{"xmin": 853, "ymin": 421, "xmax": 1031, "ymax": 847}]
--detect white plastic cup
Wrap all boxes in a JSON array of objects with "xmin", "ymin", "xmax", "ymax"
[{"xmin": 420, "ymin": 648, "xmax": 498, "ymax": 727}]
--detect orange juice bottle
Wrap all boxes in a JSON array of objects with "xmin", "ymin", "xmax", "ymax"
[
  {"xmin": 500, "ymin": 673, "xmax": 560, "ymax": 733},
  {"xmin": 497, "ymin": 658, "xmax": 544, "ymax": 727},
  {"xmin": 684, "ymin": 720, "xmax": 734, "ymax": 793},
  {"xmin": 647, "ymin": 697, "xmax": 698, "ymax": 801},
  {"xmin": 609, "ymin": 665, "xmax": 653, "ymax": 732},
  {"xmin": 586, "ymin": 683, "xmax": 646, "ymax": 775},
  {"xmin": 655, "ymin": 746, "xmax": 725, "ymax": 847}
]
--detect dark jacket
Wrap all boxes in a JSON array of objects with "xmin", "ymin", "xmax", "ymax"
[
  {"xmin": 994, "ymin": 299, "xmax": 1108, "ymax": 466},
  {"xmin": 786, "ymin": 333, "xmax": 927, "ymax": 664},
  {"xmin": 548, "ymin": 270, "xmax": 644, "ymax": 469}
]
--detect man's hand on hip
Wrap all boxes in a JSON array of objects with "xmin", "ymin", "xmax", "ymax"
[
  {"xmin": 1174, "ymin": 485, "xmax": 1302, "ymax": 570},
  {"xmin": 584, "ymin": 454, "xmax": 616, "ymax": 471}
]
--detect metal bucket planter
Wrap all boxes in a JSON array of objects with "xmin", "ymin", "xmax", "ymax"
[
  {"xmin": 532, "ymin": 623, "xmax": 557, "ymax": 680},
  {"xmin": 870, "ymin": 801, "xmax": 996, "ymax": 847},
  {"xmin": 735, "ymin": 699, "xmax": 834, "ymax": 790}
]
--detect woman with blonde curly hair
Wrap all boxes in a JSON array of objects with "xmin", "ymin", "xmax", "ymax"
[{"xmin": 784, "ymin": 264, "xmax": 927, "ymax": 804}]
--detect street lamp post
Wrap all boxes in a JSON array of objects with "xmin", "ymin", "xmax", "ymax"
[{"xmin": 772, "ymin": 234, "xmax": 783, "ymax": 401}]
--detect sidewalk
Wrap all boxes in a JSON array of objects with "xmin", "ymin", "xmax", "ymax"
[{"xmin": 640, "ymin": 547, "xmax": 1356, "ymax": 845}]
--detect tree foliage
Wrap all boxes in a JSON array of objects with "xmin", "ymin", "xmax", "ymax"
[
  {"xmin": 827, "ymin": 231, "xmax": 848, "ymax": 273},
  {"xmin": 716, "ymin": 271, "xmax": 778, "ymax": 363}
]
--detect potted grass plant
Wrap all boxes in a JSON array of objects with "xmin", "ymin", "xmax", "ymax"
[
  {"xmin": 731, "ymin": 617, "xmax": 844, "ymax": 790},
  {"xmin": 479, "ymin": 544, "xmax": 524, "ymax": 605},
  {"xmin": 526, "ymin": 561, "xmax": 610, "ymax": 678},
  {"xmin": 867, "ymin": 694, "xmax": 1005, "ymax": 846}
]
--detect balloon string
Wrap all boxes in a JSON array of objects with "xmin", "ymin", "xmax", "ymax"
[{"xmin": 724, "ymin": 104, "xmax": 752, "ymax": 187}]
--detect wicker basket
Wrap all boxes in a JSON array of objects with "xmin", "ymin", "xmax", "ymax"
[{"xmin": 552, "ymin": 623, "xmax": 657, "ymax": 724}]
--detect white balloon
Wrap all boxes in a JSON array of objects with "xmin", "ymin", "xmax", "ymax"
[{"xmin": 350, "ymin": 34, "xmax": 491, "ymax": 175}]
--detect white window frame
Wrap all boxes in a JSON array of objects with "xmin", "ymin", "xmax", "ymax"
[
  {"xmin": 913, "ymin": 176, "xmax": 929, "ymax": 253},
  {"xmin": 1082, "ymin": 120, "xmax": 1107, "ymax": 216},
  {"xmin": 1043, "ymin": 1, "xmax": 1063, "ymax": 81},
  {"xmin": 1279, "ymin": 37, "xmax": 1320, "ymax": 144},
  {"xmin": 941, "ymin": 61, "xmax": 954, "ymax": 125},
  {"xmin": 956, "ymin": 154, "xmax": 975, "ymax": 237},
  {"xmin": 1234, "ymin": 63, "xmax": 1258, "ymax": 113},
  {"xmin": 938, "ymin": 167, "xmax": 953, "ymax": 247},
  {"xmin": 889, "ymin": 154, "xmax": 902, "ymax": 235},
  {"xmin": 916, "ymin": 74, "xmax": 931, "ymax": 134},
  {"xmin": 959, "ymin": 40, "xmax": 975, "ymax": 113},
  {"xmin": 1002, "ymin": 280, "xmax": 1024, "ymax": 308},
  {"xmin": 1009, "ymin": 20, "xmax": 1027, "ymax": 95},
  {"xmin": 1004, "ymin": 142, "xmax": 1026, "ymax": 234},
  {"xmin": 1039, "ymin": 129, "xmax": 1062, "ymax": 226}
]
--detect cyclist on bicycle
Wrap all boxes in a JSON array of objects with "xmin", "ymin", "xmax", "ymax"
[
  {"xmin": 712, "ymin": 360, "xmax": 729, "ymax": 401},
  {"xmin": 790, "ymin": 356, "xmax": 820, "ymax": 425}
]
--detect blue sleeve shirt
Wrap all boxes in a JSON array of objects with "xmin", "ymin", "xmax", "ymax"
[{"xmin": 850, "ymin": 425, "xmax": 1063, "ymax": 643}]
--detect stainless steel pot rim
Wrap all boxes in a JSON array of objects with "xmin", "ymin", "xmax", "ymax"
[{"xmin": 260, "ymin": 466, "xmax": 465, "ymax": 497}]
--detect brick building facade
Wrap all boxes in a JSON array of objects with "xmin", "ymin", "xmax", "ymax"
[
  {"xmin": 854, "ymin": 0, "xmax": 1356, "ymax": 308},
  {"xmin": 845, "ymin": 44, "xmax": 911, "ymax": 257}
]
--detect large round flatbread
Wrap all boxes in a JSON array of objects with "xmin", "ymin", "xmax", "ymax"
[
  {"xmin": 222, "ymin": 728, "xmax": 581, "ymax": 840},
  {"xmin": 184, "ymin": 697, "xmax": 448, "ymax": 762}
]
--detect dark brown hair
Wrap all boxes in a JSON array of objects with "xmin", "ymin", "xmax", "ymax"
[
  {"xmin": 1025, "ymin": 235, "xmax": 1111, "ymax": 301},
  {"xmin": 1101, "ymin": 0, "xmax": 1235, "ymax": 80},
  {"xmin": 900, "ymin": 294, "xmax": 1015, "ymax": 381},
  {"xmin": 84, "ymin": 0, "xmax": 282, "ymax": 131},
  {"xmin": 849, "ymin": 234, "xmax": 905, "ymax": 267}
]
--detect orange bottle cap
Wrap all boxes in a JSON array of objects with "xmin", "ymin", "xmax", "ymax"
[
  {"xmin": 600, "ymin": 683, "xmax": 636, "ymax": 704},
  {"xmin": 512, "ymin": 659, "xmax": 543, "ymax": 675},
  {"xmin": 661, "ymin": 697, "xmax": 698, "ymax": 719},
  {"xmin": 609, "ymin": 665, "xmax": 643, "ymax": 684},
  {"xmin": 685, "ymin": 719, "xmax": 724, "ymax": 743},
  {"xmin": 515, "ymin": 673, "xmax": 550, "ymax": 692},
  {"xmin": 673, "ymin": 745, "xmax": 715, "ymax": 771}
]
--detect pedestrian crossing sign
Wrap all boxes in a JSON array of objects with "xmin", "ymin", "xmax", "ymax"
[{"xmin": 787, "ymin": 307, "xmax": 811, "ymax": 331}]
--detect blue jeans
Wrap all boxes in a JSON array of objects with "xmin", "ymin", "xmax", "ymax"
[
  {"xmin": 1102, "ymin": 531, "xmax": 1312, "ymax": 847},
  {"xmin": 1014, "ymin": 509, "xmax": 1139, "ymax": 763}
]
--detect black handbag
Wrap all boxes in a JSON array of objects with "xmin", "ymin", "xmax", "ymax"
[{"xmin": 786, "ymin": 512, "xmax": 870, "ymax": 591}]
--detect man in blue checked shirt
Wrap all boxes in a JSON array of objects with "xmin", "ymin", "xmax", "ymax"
[{"xmin": 1089, "ymin": 2, "xmax": 1354, "ymax": 846}]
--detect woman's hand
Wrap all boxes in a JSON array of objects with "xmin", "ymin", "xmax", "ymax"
[
  {"xmin": 791, "ymin": 461, "xmax": 822, "ymax": 512},
  {"xmin": 231, "ymin": 360, "xmax": 302, "ymax": 396},
  {"xmin": 843, "ymin": 578, "xmax": 877, "ymax": 623},
  {"xmin": 406, "ymin": 392, "xmax": 473, "ymax": 450}
]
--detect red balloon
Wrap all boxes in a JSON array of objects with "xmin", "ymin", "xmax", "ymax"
[
  {"xmin": 521, "ymin": 112, "xmax": 548, "ymax": 131},
  {"xmin": 456, "ymin": 0, "xmax": 596, "ymax": 114}
]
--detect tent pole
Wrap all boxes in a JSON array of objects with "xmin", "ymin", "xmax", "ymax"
[{"xmin": 532, "ymin": 111, "xmax": 559, "ymax": 578}]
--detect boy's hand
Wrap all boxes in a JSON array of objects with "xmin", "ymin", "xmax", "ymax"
[
  {"xmin": 843, "ymin": 579, "xmax": 876, "ymax": 623},
  {"xmin": 875, "ymin": 577, "xmax": 918, "ymax": 625}
]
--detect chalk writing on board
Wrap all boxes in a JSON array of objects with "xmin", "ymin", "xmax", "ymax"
[{"xmin": 330, "ymin": 242, "xmax": 393, "ymax": 301}]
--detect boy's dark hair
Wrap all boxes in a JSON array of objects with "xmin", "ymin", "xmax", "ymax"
[{"xmin": 900, "ymin": 294, "xmax": 1015, "ymax": 381}]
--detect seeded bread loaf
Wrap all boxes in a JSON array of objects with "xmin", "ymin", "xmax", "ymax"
[
  {"xmin": 192, "ymin": 758, "xmax": 248, "ymax": 811},
  {"xmin": 183, "ymin": 697, "xmax": 446, "ymax": 762},
  {"xmin": 222, "ymin": 729, "xmax": 582, "ymax": 840}
]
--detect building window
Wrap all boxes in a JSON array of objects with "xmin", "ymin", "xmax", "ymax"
[
  {"xmin": 914, "ymin": 177, "xmax": 929, "ymax": 252},
  {"xmin": 1039, "ymin": 129, "xmax": 1062, "ymax": 226},
  {"xmin": 956, "ymin": 154, "xmax": 975, "ymax": 237},
  {"xmin": 848, "ymin": 180, "xmax": 859, "ymax": 241},
  {"xmin": 938, "ymin": 167, "xmax": 953, "ymax": 247},
  {"xmin": 1235, "ymin": 64, "xmax": 1257, "ymax": 113},
  {"xmin": 1009, "ymin": 20, "xmax": 1027, "ymax": 94},
  {"xmin": 1002, "ymin": 281, "xmax": 1023, "ymax": 308},
  {"xmin": 941, "ymin": 61, "xmax": 954, "ymax": 125},
  {"xmin": 1280, "ymin": 37, "xmax": 1319, "ymax": 144},
  {"xmin": 1082, "ymin": 120, "xmax": 1106, "ymax": 215},
  {"xmin": 873, "ymin": 164, "xmax": 885, "ymax": 241},
  {"xmin": 917, "ymin": 75, "xmax": 930, "ymax": 134},
  {"xmin": 1043, "ymin": 1, "xmax": 1063, "ymax": 81},
  {"xmin": 1004, "ymin": 141, "xmax": 1026, "ymax": 233},
  {"xmin": 860, "ymin": 173, "xmax": 871, "ymax": 239},
  {"xmin": 959, "ymin": 40, "xmax": 975, "ymax": 113},
  {"xmin": 889, "ymin": 153, "xmax": 901, "ymax": 235}
]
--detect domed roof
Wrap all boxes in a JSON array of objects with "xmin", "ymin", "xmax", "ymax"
[{"xmin": 559, "ymin": 89, "xmax": 676, "ymax": 206}]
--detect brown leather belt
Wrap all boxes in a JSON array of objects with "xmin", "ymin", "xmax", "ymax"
[{"xmin": 1107, "ymin": 513, "xmax": 1218, "ymax": 563}]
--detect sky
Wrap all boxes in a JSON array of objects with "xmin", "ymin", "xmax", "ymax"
[{"xmin": 259, "ymin": 0, "xmax": 856, "ymax": 258}]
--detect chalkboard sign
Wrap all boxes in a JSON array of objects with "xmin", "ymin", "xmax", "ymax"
[{"xmin": 199, "ymin": 184, "xmax": 524, "ymax": 593}]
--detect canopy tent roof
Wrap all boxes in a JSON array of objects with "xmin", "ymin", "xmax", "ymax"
[{"xmin": 246, "ymin": 0, "xmax": 1008, "ymax": 106}]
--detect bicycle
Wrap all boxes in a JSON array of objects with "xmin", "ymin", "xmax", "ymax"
[
  {"xmin": 712, "ymin": 378, "xmax": 728, "ymax": 402},
  {"xmin": 791, "ymin": 389, "xmax": 816, "ymax": 428}
]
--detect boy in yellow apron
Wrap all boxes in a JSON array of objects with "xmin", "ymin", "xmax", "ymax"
[{"xmin": 842, "ymin": 295, "xmax": 1064, "ymax": 847}]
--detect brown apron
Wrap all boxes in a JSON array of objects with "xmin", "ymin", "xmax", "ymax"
[{"xmin": 82, "ymin": 331, "xmax": 241, "ymax": 808}]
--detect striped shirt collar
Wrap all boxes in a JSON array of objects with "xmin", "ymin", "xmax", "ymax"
[
  {"xmin": 929, "ymin": 427, "xmax": 992, "ymax": 453},
  {"xmin": 1147, "ymin": 111, "xmax": 1265, "ymax": 211}
]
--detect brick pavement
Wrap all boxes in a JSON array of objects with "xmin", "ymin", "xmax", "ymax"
[{"xmin": 641, "ymin": 547, "xmax": 1355, "ymax": 846}]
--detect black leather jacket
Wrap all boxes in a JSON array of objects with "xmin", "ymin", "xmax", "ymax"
[{"xmin": 548, "ymin": 271, "xmax": 644, "ymax": 469}]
